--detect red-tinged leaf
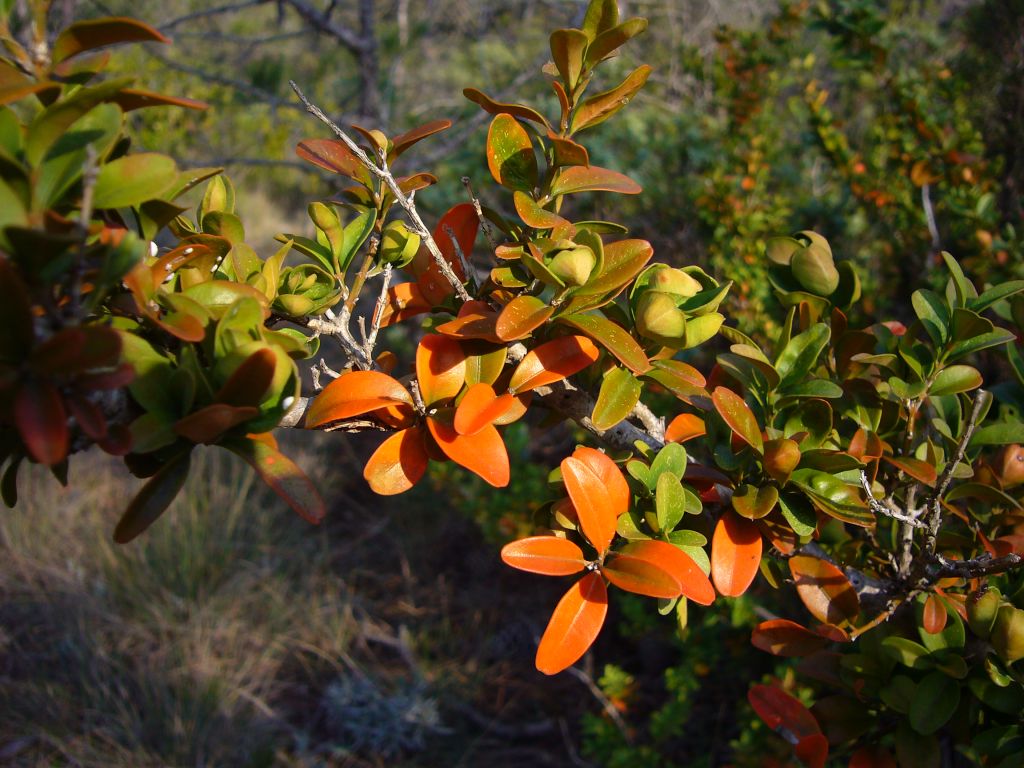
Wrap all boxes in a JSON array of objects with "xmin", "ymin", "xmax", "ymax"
[
  {"xmin": 173, "ymin": 404, "xmax": 259, "ymax": 444},
  {"xmin": 748, "ymin": 684, "xmax": 822, "ymax": 741},
  {"xmin": 536, "ymin": 572, "xmax": 608, "ymax": 675},
  {"xmin": 550, "ymin": 27, "xmax": 588, "ymax": 88},
  {"xmin": 643, "ymin": 359, "xmax": 710, "ymax": 402},
  {"xmin": 562, "ymin": 455, "xmax": 617, "ymax": 555},
  {"xmin": 788, "ymin": 555, "xmax": 860, "ymax": 626},
  {"xmin": 546, "ymin": 132, "xmax": 589, "ymax": 168},
  {"xmin": 389, "ymin": 119, "xmax": 452, "ymax": 161},
  {"xmin": 158, "ymin": 310, "xmax": 206, "ymax": 342},
  {"xmin": 305, "ymin": 371, "xmax": 412, "ymax": 428},
  {"xmin": 363, "ymin": 427, "xmax": 429, "ymax": 495},
  {"xmin": 487, "ymin": 113, "xmax": 538, "ymax": 191},
  {"xmin": 30, "ymin": 325, "xmax": 121, "ymax": 376},
  {"xmin": 795, "ymin": 734, "xmax": 829, "ymax": 768},
  {"xmin": 559, "ymin": 313, "xmax": 650, "ymax": 374},
  {"xmin": 396, "ymin": 172, "xmax": 438, "ymax": 194},
  {"xmin": 296, "ymin": 139, "xmax": 370, "ymax": 184},
  {"xmin": 571, "ymin": 65, "xmax": 652, "ymax": 133},
  {"xmin": 462, "ymin": 88, "xmax": 551, "ymax": 128},
  {"xmin": 712, "ymin": 386, "xmax": 763, "ymax": 454},
  {"xmin": 66, "ymin": 394, "xmax": 107, "ymax": 440},
  {"xmin": 922, "ymin": 593, "xmax": 947, "ymax": 634},
  {"xmin": 223, "ymin": 437, "xmax": 325, "ymax": 524},
  {"xmin": 415, "ymin": 204, "xmax": 477, "ymax": 304},
  {"xmin": 496, "ymin": 294, "xmax": 554, "ymax": 341},
  {"xmin": 52, "ymin": 17, "xmax": 168, "ymax": 64},
  {"xmin": 501, "ymin": 536, "xmax": 588, "ymax": 576},
  {"xmin": 764, "ymin": 438, "xmax": 801, "ymax": 484},
  {"xmin": 416, "ymin": 334, "xmax": 467, "ymax": 406},
  {"xmin": 455, "ymin": 383, "xmax": 515, "ymax": 435},
  {"xmin": 508, "ymin": 335, "xmax": 600, "ymax": 393},
  {"xmin": 109, "ymin": 88, "xmax": 208, "ymax": 112},
  {"xmin": 15, "ymin": 382, "xmax": 69, "ymax": 466},
  {"xmin": 427, "ymin": 419, "xmax": 509, "ymax": 487},
  {"xmin": 752, "ymin": 620, "xmax": 830, "ymax": 657},
  {"xmin": 732, "ymin": 484, "xmax": 779, "ymax": 520},
  {"xmin": 571, "ymin": 239, "xmax": 654, "ymax": 302},
  {"xmin": 712, "ymin": 510, "xmax": 763, "ymax": 597},
  {"xmin": 848, "ymin": 428, "xmax": 883, "ymax": 460},
  {"xmin": 550, "ymin": 165, "xmax": 641, "ymax": 197},
  {"xmin": 513, "ymin": 190, "xmax": 574, "ymax": 231},
  {"xmin": 849, "ymin": 746, "xmax": 897, "ymax": 768},
  {"xmin": 814, "ymin": 624, "xmax": 850, "ymax": 642},
  {"xmin": 665, "ymin": 413, "xmax": 706, "ymax": 443},
  {"xmin": 603, "ymin": 544, "xmax": 685, "ymax": 598},
  {"xmin": 571, "ymin": 446, "xmax": 630, "ymax": 517},
  {"xmin": 0, "ymin": 63, "xmax": 52, "ymax": 106},
  {"xmin": 882, "ymin": 455, "xmax": 937, "ymax": 486},
  {"xmin": 215, "ymin": 347, "xmax": 277, "ymax": 407},
  {"xmin": 379, "ymin": 281, "xmax": 431, "ymax": 326},
  {"xmin": 113, "ymin": 451, "xmax": 191, "ymax": 543}
]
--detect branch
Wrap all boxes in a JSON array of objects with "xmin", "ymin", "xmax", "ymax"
[
  {"xmin": 289, "ymin": 81, "xmax": 472, "ymax": 303},
  {"xmin": 931, "ymin": 553, "xmax": 1024, "ymax": 580},
  {"xmin": 282, "ymin": 0, "xmax": 370, "ymax": 53}
]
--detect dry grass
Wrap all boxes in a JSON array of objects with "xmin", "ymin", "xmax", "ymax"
[{"xmin": 0, "ymin": 437, "xmax": 590, "ymax": 767}]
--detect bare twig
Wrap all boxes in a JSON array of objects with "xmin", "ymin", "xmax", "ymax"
[
  {"xmin": 443, "ymin": 223, "xmax": 477, "ymax": 293},
  {"xmin": 290, "ymin": 81, "xmax": 472, "ymax": 302},
  {"xmin": 860, "ymin": 472, "xmax": 926, "ymax": 528},
  {"xmin": 462, "ymin": 175, "xmax": 498, "ymax": 251},
  {"xmin": 565, "ymin": 666, "xmax": 632, "ymax": 745},
  {"xmin": 932, "ymin": 552, "xmax": 1024, "ymax": 580}
]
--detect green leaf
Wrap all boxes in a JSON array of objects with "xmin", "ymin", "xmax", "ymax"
[
  {"xmin": 584, "ymin": 18, "xmax": 648, "ymax": 67},
  {"xmin": 909, "ymin": 672, "xmax": 959, "ymax": 735},
  {"xmin": 25, "ymin": 78, "xmax": 130, "ymax": 166},
  {"xmin": 550, "ymin": 165, "xmax": 641, "ymax": 197},
  {"xmin": 486, "ymin": 114, "xmax": 537, "ymax": 191},
  {"xmin": 775, "ymin": 322, "xmax": 830, "ymax": 388},
  {"xmin": 113, "ymin": 451, "xmax": 191, "ymax": 543},
  {"xmin": 969, "ymin": 422, "xmax": 1024, "ymax": 447},
  {"xmin": 732, "ymin": 484, "xmax": 779, "ymax": 520},
  {"xmin": 650, "ymin": 442, "xmax": 687, "ymax": 482},
  {"xmin": 912, "ymin": 289, "xmax": 950, "ymax": 347},
  {"xmin": 779, "ymin": 378, "xmax": 843, "ymax": 399},
  {"xmin": 970, "ymin": 280, "xmax": 1024, "ymax": 313},
  {"xmin": 929, "ymin": 365, "xmax": 982, "ymax": 396},
  {"xmin": 778, "ymin": 492, "xmax": 817, "ymax": 537},
  {"xmin": 559, "ymin": 312, "xmax": 650, "ymax": 373},
  {"xmin": 549, "ymin": 28, "xmax": 589, "ymax": 88},
  {"xmin": 942, "ymin": 252, "xmax": 977, "ymax": 307},
  {"xmin": 655, "ymin": 472, "xmax": 686, "ymax": 533},
  {"xmin": 591, "ymin": 367, "xmax": 641, "ymax": 430},
  {"xmin": 582, "ymin": 0, "xmax": 618, "ymax": 39},
  {"xmin": 881, "ymin": 636, "xmax": 931, "ymax": 669},
  {"xmin": 93, "ymin": 152, "xmax": 179, "ymax": 209},
  {"xmin": 339, "ymin": 205, "xmax": 377, "ymax": 274},
  {"xmin": 946, "ymin": 329, "xmax": 1016, "ymax": 362}
]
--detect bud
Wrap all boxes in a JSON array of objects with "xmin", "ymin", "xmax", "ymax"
[
  {"xmin": 967, "ymin": 588, "xmax": 1001, "ymax": 639},
  {"xmin": 649, "ymin": 266, "xmax": 703, "ymax": 298},
  {"xmin": 635, "ymin": 292, "xmax": 685, "ymax": 342},
  {"xmin": 379, "ymin": 221, "xmax": 421, "ymax": 268},
  {"xmin": 548, "ymin": 244, "xmax": 596, "ymax": 287},
  {"xmin": 991, "ymin": 604, "xmax": 1024, "ymax": 664}
]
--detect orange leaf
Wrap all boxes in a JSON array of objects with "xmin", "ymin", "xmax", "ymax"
[
  {"xmin": 427, "ymin": 419, "xmax": 509, "ymax": 487},
  {"xmin": 508, "ymin": 335, "xmax": 600, "ymax": 393},
  {"xmin": 363, "ymin": 427, "xmax": 429, "ymax": 495},
  {"xmin": 748, "ymin": 684, "xmax": 822, "ymax": 741},
  {"xmin": 415, "ymin": 204, "xmax": 476, "ymax": 304},
  {"xmin": 571, "ymin": 446, "xmax": 630, "ymax": 517},
  {"xmin": 882, "ymin": 455, "xmax": 937, "ymax": 486},
  {"xmin": 788, "ymin": 555, "xmax": 860, "ymax": 626},
  {"xmin": 495, "ymin": 294, "xmax": 554, "ymax": 341},
  {"xmin": 561, "ymin": 455, "xmax": 617, "ymax": 555},
  {"xmin": 435, "ymin": 303, "xmax": 501, "ymax": 342},
  {"xmin": 603, "ymin": 540, "xmax": 694, "ymax": 599},
  {"xmin": 712, "ymin": 386, "xmax": 763, "ymax": 454},
  {"xmin": 665, "ymin": 413, "xmax": 706, "ymax": 443},
  {"xmin": 536, "ymin": 572, "xmax": 608, "ymax": 675},
  {"xmin": 305, "ymin": 371, "xmax": 412, "ymax": 428},
  {"xmin": 711, "ymin": 511, "xmax": 763, "ymax": 597},
  {"xmin": 501, "ymin": 536, "xmax": 588, "ymax": 576},
  {"xmin": 922, "ymin": 593, "xmax": 947, "ymax": 634},
  {"xmin": 763, "ymin": 438, "xmax": 801, "ymax": 484},
  {"xmin": 416, "ymin": 334, "xmax": 467, "ymax": 406},
  {"xmin": 751, "ymin": 619, "xmax": 829, "ymax": 657},
  {"xmin": 379, "ymin": 281, "xmax": 431, "ymax": 327},
  {"xmin": 454, "ymin": 383, "xmax": 515, "ymax": 435}
]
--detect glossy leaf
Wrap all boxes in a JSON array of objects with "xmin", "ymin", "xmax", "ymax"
[
  {"xmin": 665, "ymin": 413, "xmax": 706, "ymax": 443},
  {"xmin": 550, "ymin": 165, "xmax": 641, "ymax": 197},
  {"xmin": 389, "ymin": 118, "xmax": 451, "ymax": 161},
  {"xmin": 496, "ymin": 294, "xmax": 554, "ymax": 341},
  {"xmin": 536, "ymin": 572, "xmax": 608, "ymax": 675},
  {"xmin": 655, "ymin": 472, "xmax": 686, "ymax": 532},
  {"xmin": 92, "ymin": 153, "xmax": 179, "ymax": 209},
  {"xmin": 585, "ymin": 17, "xmax": 649, "ymax": 66},
  {"xmin": 712, "ymin": 387, "xmax": 763, "ymax": 454},
  {"xmin": 562, "ymin": 455, "xmax": 618, "ymax": 554},
  {"xmin": 173, "ymin": 404, "xmax": 258, "ymax": 444},
  {"xmin": 732, "ymin": 484, "xmax": 779, "ymax": 520},
  {"xmin": 559, "ymin": 313, "xmax": 650, "ymax": 374},
  {"xmin": 113, "ymin": 451, "xmax": 191, "ymax": 543},
  {"xmin": 752, "ymin": 619, "xmax": 830, "ymax": 657},
  {"xmin": 52, "ymin": 17, "xmax": 168, "ymax": 63},
  {"xmin": 882, "ymin": 455, "xmax": 937, "ymax": 486},
  {"xmin": 454, "ymin": 383, "xmax": 515, "ymax": 435},
  {"xmin": 508, "ymin": 335, "xmax": 601, "ymax": 393},
  {"xmin": 764, "ymin": 438, "xmax": 801, "ymax": 485},
  {"xmin": 486, "ymin": 113, "xmax": 537, "ymax": 191},
  {"xmin": 513, "ymin": 190, "xmax": 573, "ymax": 231},
  {"xmin": 929, "ymin": 364, "xmax": 982, "ymax": 396},
  {"xmin": 591, "ymin": 367, "xmax": 641, "ymax": 430},
  {"xmin": 922, "ymin": 593, "xmax": 947, "ymax": 635},
  {"xmin": 604, "ymin": 543, "xmax": 686, "ymax": 598},
  {"xmin": 501, "ymin": 536, "xmax": 587, "ymax": 576},
  {"xmin": 711, "ymin": 511, "xmax": 762, "ymax": 597},
  {"xmin": 572, "ymin": 446, "xmax": 631, "ymax": 517},
  {"xmin": 549, "ymin": 28, "xmax": 588, "ymax": 88},
  {"xmin": 296, "ymin": 138, "xmax": 369, "ymax": 183},
  {"xmin": 416, "ymin": 334, "xmax": 467, "ymax": 406},
  {"xmin": 462, "ymin": 88, "xmax": 550, "ymax": 127},
  {"xmin": 363, "ymin": 427, "xmax": 429, "ymax": 495},
  {"xmin": 427, "ymin": 420, "xmax": 509, "ymax": 487},
  {"xmin": 610, "ymin": 540, "xmax": 714, "ymax": 604},
  {"xmin": 572, "ymin": 65, "xmax": 652, "ymax": 132},
  {"xmin": 305, "ymin": 371, "xmax": 412, "ymax": 427},
  {"xmin": 417, "ymin": 203, "xmax": 476, "ymax": 304},
  {"xmin": 789, "ymin": 555, "xmax": 860, "ymax": 625}
]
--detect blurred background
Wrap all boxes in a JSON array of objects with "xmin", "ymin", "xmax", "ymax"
[{"xmin": 1, "ymin": 0, "xmax": 1022, "ymax": 766}]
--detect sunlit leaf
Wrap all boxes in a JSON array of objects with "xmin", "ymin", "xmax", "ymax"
[
  {"xmin": 496, "ymin": 294, "xmax": 554, "ymax": 341},
  {"xmin": 572, "ymin": 446, "xmax": 631, "ymax": 517},
  {"xmin": 711, "ymin": 510, "xmax": 762, "ymax": 597},
  {"xmin": 789, "ymin": 555, "xmax": 860, "ymax": 625},
  {"xmin": 751, "ymin": 619, "xmax": 830, "ymax": 657},
  {"xmin": 501, "ymin": 536, "xmax": 587, "ymax": 576},
  {"xmin": 712, "ymin": 386, "xmax": 763, "ymax": 454},
  {"xmin": 591, "ymin": 367, "xmax": 641, "ymax": 430},
  {"xmin": 305, "ymin": 371, "xmax": 412, "ymax": 427},
  {"xmin": 536, "ymin": 572, "xmax": 608, "ymax": 675},
  {"xmin": 52, "ymin": 17, "xmax": 169, "ymax": 64},
  {"xmin": 559, "ymin": 312, "xmax": 650, "ymax": 373},
  {"xmin": 550, "ymin": 165, "xmax": 641, "ymax": 197},
  {"xmin": 363, "ymin": 427, "xmax": 429, "ymax": 495},
  {"xmin": 562, "ymin": 455, "xmax": 617, "ymax": 554},
  {"xmin": 416, "ymin": 334, "xmax": 467, "ymax": 406},
  {"xmin": 508, "ymin": 335, "xmax": 601, "ymax": 393},
  {"xmin": 882, "ymin": 455, "xmax": 937, "ymax": 486},
  {"xmin": 427, "ymin": 420, "xmax": 509, "ymax": 487},
  {"xmin": 486, "ymin": 113, "xmax": 537, "ymax": 191},
  {"xmin": 454, "ymin": 383, "xmax": 515, "ymax": 435}
]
